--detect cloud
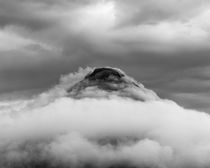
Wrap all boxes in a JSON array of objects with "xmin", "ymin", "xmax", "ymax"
[
  {"xmin": 171, "ymin": 92, "xmax": 210, "ymax": 112},
  {"xmin": 114, "ymin": 0, "xmax": 208, "ymax": 25},
  {"xmin": 1, "ymin": 0, "xmax": 210, "ymax": 52},
  {"xmin": 0, "ymin": 27, "xmax": 53, "ymax": 51},
  {"xmin": 1, "ymin": 68, "xmax": 210, "ymax": 167},
  {"xmin": 0, "ymin": 29, "xmax": 35, "ymax": 51},
  {"xmin": 0, "ymin": 0, "xmax": 57, "ymax": 30},
  {"xmin": 0, "ymin": 0, "xmax": 210, "ymax": 113},
  {"xmin": 2, "ymin": 0, "xmax": 210, "ymax": 53}
]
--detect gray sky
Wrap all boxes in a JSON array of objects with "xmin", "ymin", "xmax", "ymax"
[{"xmin": 0, "ymin": 0, "xmax": 210, "ymax": 112}]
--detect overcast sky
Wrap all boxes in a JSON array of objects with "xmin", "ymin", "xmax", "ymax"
[{"xmin": 0, "ymin": 0, "xmax": 210, "ymax": 112}]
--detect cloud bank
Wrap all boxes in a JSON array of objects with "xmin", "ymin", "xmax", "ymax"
[{"xmin": 0, "ymin": 68, "xmax": 210, "ymax": 168}]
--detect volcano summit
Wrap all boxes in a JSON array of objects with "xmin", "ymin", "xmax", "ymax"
[{"xmin": 67, "ymin": 67, "xmax": 159, "ymax": 101}]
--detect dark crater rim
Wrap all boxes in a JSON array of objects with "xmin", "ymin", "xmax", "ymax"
[{"xmin": 85, "ymin": 67, "xmax": 125, "ymax": 81}]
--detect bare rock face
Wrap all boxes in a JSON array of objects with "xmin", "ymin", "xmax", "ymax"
[
  {"xmin": 67, "ymin": 67, "xmax": 137, "ymax": 92},
  {"xmin": 85, "ymin": 67, "xmax": 125, "ymax": 81},
  {"xmin": 83, "ymin": 67, "xmax": 137, "ymax": 91},
  {"xmin": 67, "ymin": 67, "xmax": 159, "ymax": 101}
]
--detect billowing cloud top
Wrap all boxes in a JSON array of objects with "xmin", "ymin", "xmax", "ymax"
[{"xmin": 1, "ymin": 68, "xmax": 210, "ymax": 168}]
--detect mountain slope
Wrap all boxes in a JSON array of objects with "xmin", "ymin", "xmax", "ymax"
[{"xmin": 67, "ymin": 67, "xmax": 159, "ymax": 101}]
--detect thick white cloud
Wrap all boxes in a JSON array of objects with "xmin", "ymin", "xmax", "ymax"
[
  {"xmin": 1, "ymin": 68, "xmax": 210, "ymax": 167},
  {"xmin": 1, "ymin": 96, "xmax": 210, "ymax": 167}
]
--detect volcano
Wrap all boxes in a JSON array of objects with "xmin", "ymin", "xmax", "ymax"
[{"xmin": 67, "ymin": 67, "xmax": 159, "ymax": 101}]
